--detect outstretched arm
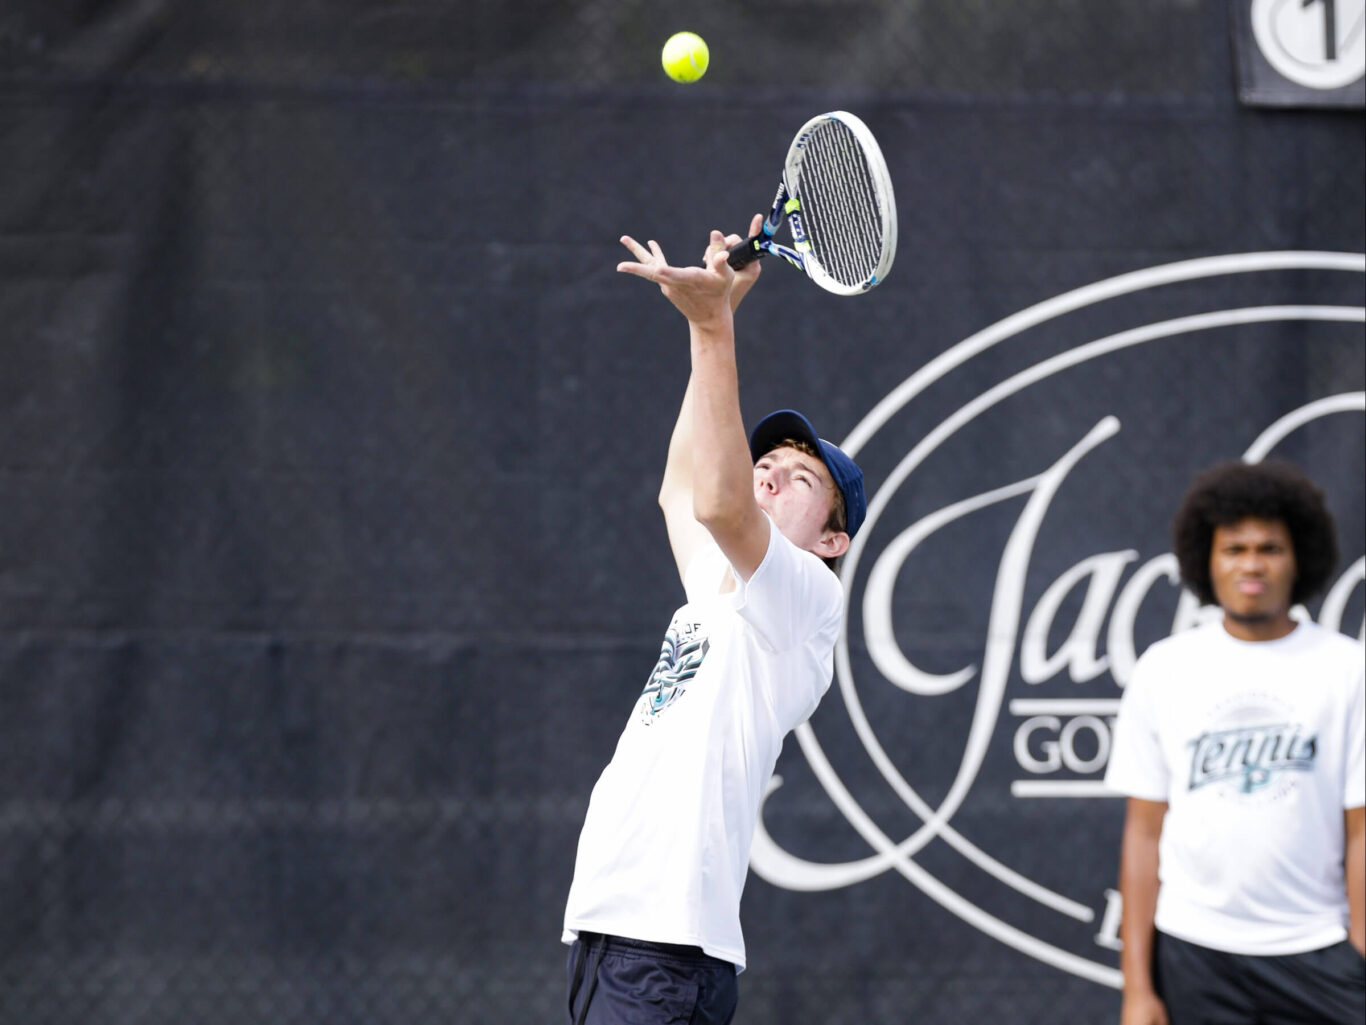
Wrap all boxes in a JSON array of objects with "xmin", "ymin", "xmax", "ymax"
[
  {"xmin": 657, "ymin": 374, "xmax": 709, "ymax": 582},
  {"xmin": 619, "ymin": 218, "xmax": 768, "ymax": 583}
]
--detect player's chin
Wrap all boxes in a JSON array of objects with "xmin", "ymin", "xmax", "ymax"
[{"xmin": 1223, "ymin": 604, "xmax": 1286, "ymax": 626}]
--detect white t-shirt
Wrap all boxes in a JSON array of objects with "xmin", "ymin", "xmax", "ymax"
[
  {"xmin": 1106, "ymin": 619, "xmax": 1366, "ymax": 956},
  {"xmin": 562, "ymin": 516, "xmax": 844, "ymax": 970}
]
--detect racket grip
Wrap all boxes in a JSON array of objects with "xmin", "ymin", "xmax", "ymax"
[{"xmin": 727, "ymin": 236, "xmax": 768, "ymax": 270}]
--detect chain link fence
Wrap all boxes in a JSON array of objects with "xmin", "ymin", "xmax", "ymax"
[{"xmin": 3, "ymin": 1, "xmax": 1219, "ymax": 94}]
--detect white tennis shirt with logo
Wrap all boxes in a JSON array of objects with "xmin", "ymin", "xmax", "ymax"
[
  {"xmin": 1106, "ymin": 619, "xmax": 1366, "ymax": 955},
  {"xmin": 562, "ymin": 516, "xmax": 844, "ymax": 971}
]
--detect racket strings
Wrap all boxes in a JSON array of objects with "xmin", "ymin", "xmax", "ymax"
[{"xmin": 797, "ymin": 121, "xmax": 887, "ymax": 289}]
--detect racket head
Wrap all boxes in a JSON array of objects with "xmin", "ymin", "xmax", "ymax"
[{"xmin": 782, "ymin": 111, "xmax": 898, "ymax": 296}]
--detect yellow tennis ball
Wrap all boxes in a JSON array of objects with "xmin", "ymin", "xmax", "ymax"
[{"xmin": 662, "ymin": 32, "xmax": 709, "ymax": 83}]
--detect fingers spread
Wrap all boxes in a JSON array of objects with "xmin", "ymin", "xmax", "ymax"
[
  {"xmin": 618, "ymin": 233, "xmax": 676, "ymax": 282},
  {"xmin": 619, "ymin": 235, "xmax": 650, "ymax": 260}
]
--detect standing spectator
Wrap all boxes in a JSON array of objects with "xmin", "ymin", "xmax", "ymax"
[{"xmin": 1107, "ymin": 460, "xmax": 1365, "ymax": 1025}]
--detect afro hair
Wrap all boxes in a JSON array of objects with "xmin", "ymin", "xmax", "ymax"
[{"xmin": 1171, "ymin": 460, "xmax": 1339, "ymax": 608}]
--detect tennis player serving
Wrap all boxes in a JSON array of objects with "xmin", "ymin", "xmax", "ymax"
[{"xmin": 558, "ymin": 218, "xmax": 867, "ymax": 1025}]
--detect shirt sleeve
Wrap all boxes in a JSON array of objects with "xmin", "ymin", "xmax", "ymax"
[
  {"xmin": 1104, "ymin": 647, "xmax": 1170, "ymax": 802},
  {"xmin": 682, "ymin": 537, "xmax": 729, "ymax": 605},
  {"xmin": 730, "ymin": 516, "xmax": 844, "ymax": 655}
]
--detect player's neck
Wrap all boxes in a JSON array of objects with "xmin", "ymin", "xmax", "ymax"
[{"xmin": 1220, "ymin": 609, "xmax": 1298, "ymax": 643}]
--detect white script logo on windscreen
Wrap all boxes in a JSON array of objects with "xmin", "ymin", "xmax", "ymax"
[
  {"xmin": 638, "ymin": 619, "xmax": 708, "ymax": 724},
  {"xmin": 747, "ymin": 252, "xmax": 1366, "ymax": 990}
]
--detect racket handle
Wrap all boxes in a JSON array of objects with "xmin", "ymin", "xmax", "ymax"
[{"xmin": 727, "ymin": 236, "xmax": 768, "ymax": 270}]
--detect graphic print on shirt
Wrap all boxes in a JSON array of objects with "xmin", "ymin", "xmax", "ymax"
[
  {"xmin": 637, "ymin": 618, "xmax": 710, "ymax": 725},
  {"xmin": 1186, "ymin": 692, "xmax": 1318, "ymax": 804}
]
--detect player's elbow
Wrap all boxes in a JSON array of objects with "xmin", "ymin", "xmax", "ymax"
[
  {"xmin": 659, "ymin": 477, "xmax": 692, "ymax": 522},
  {"xmin": 692, "ymin": 493, "xmax": 746, "ymax": 536}
]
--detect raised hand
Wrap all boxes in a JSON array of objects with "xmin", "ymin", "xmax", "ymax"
[
  {"xmin": 617, "ymin": 233, "xmax": 734, "ymax": 329},
  {"xmin": 707, "ymin": 213, "xmax": 765, "ymax": 313}
]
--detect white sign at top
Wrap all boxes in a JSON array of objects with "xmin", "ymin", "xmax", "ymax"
[{"xmin": 1251, "ymin": 0, "xmax": 1366, "ymax": 90}]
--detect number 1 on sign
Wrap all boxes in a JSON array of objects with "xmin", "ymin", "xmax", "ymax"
[
  {"xmin": 1094, "ymin": 888, "xmax": 1123, "ymax": 951},
  {"xmin": 1304, "ymin": 0, "xmax": 1338, "ymax": 60}
]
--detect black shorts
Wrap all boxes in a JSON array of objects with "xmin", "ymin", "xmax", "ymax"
[
  {"xmin": 1154, "ymin": 930, "xmax": 1366, "ymax": 1025},
  {"xmin": 565, "ymin": 932, "xmax": 739, "ymax": 1025}
]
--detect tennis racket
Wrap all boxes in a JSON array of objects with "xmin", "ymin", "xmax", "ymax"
[{"xmin": 727, "ymin": 110, "xmax": 897, "ymax": 296}]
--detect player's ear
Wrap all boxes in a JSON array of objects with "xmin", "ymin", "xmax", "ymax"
[{"xmin": 816, "ymin": 531, "xmax": 850, "ymax": 560}]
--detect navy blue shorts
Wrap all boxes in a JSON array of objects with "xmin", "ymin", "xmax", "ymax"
[
  {"xmin": 564, "ymin": 932, "xmax": 739, "ymax": 1025},
  {"xmin": 1154, "ymin": 930, "xmax": 1366, "ymax": 1025}
]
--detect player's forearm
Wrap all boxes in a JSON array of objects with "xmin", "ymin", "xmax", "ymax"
[
  {"xmin": 661, "ymin": 267, "xmax": 755, "ymax": 511},
  {"xmin": 659, "ymin": 374, "xmax": 696, "ymax": 509},
  {"xmin": 1118, "ymin": 830, "xmax": 1162, "ymax": 994},
  {"xmin": 686, "ymin": 316, "xmax": 753, "ymax": 529},
  {"xmin": 1346, "ymin": 806, "xmax": 1365, "ymax": 954}
]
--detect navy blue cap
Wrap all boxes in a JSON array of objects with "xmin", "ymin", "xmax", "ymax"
[{"xmin": 749, "ymin": 409, "xmax": 867, "ymax": 539}]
